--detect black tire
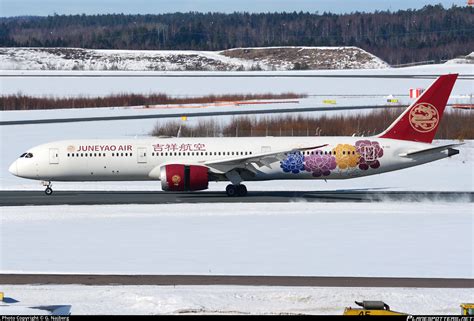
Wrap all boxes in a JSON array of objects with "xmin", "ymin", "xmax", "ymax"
[
  {"xmin": 226, "ymin": 184, "xmax": 237, "ymax": 197},
  {"xmin": 237, "ymin": 184, "xmax": 247, "ymax": 197},
  {"xmin": 44, "ymin": 187, "xmax": 53, "ymax": 195}
]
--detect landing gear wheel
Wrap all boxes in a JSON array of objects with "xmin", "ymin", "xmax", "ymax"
[
  {"xmin": 44, "ymin": 187, "xmax": 53, "ymax": 195},
  {"xmin": 237, "ymin": 184, "xmax": 247, "ymax": 197},
  {"xmin": 226, "ymin": 184, "xmax": 247, "ymax": 197},
  {"xmin": 226, "ymin": 184, "xmax": 237, "ymax": 197}
]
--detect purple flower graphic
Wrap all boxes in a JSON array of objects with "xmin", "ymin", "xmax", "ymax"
[
  {"xmin": 304, "ymin": 151, "xmax": 337, "ymax": 177},
  {"xmin": 355, "ymin": 140, "xmax": 384, "ymax": 170},
  {"xmin": 280, "ymin": 151, "xmax": 305, "ymax": 174}
]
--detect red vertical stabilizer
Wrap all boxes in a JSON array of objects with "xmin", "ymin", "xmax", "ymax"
[{"xmin": 378, "ymin": 74, "xmax": 458, "ymax": 143}]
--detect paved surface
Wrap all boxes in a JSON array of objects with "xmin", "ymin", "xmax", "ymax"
[
  {"xmin": 0, "ymin": 274, "xmax": 471, "ymax": 288},
  {"xmin": 0, "ymin": 104, "xmax": 402, "ymax": 126},
  {"xmin": 0, "ymin": 190, "xmax": 472, "ymax": 206}
]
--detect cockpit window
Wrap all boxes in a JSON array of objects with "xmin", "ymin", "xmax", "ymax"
[
  {"xmin": 19, "ymin": 153, "xmax": 27, "ymax": 158},
  {"xmin": 25, "ymin": 153, "xmax": 33, "ymax": 158}
]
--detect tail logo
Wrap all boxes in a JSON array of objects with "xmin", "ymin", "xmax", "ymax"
[{"xmin": 409, "ymin": 103, "xmax": 439, "ymax": 133}]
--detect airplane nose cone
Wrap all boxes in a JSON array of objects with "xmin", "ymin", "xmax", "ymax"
[{"xmin": 8, "ymin": 161, "xmax": 18, "ymax": 176}]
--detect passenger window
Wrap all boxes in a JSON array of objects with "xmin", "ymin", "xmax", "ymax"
[{"xmin": 121, "ymin": 153, "xmax": 124, "ymax": 156}]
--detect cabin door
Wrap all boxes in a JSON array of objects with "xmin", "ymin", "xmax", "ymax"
[
  {"xmin": 49, "ymin": 148, "xmax": 59, "ymax": 164},
  {"xmin": 137, "ymin": 147, "xmax": 148, "ymax": 163}
]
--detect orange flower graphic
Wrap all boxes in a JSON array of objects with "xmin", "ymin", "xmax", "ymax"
[{"xmin": 332, "ymin": 144, "xmax": 360, "ymax": 169}]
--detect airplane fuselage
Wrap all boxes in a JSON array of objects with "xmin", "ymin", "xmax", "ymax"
[
  {"xmin": 9, "ymin": 136, "xmax": 451, "ymax": 183},
  {"xmin": 7, "ymin": 74, "xmax": 460, "ymax": 196}
]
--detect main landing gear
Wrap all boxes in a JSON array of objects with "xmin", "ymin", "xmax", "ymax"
[
  {"xmin": 226, "ymin": 184, "xmax": 247, "ymax": 197},
  {"xmin": 42, "ymin": 181, "xmax": 53, "ymax": 195}
]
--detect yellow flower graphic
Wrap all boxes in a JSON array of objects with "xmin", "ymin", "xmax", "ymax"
[{"xmin": 332, "ymin": 144, "xmax": 360, "ymax": 169}]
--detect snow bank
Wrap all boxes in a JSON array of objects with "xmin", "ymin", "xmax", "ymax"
[
  {"xmin": 0, "ymin": 47, "xmax": 389, "ymax": 71},
  {"xmin": 1, "ymin": 285, "xmax": 471, "ymax": 315},
  {"xmin": 1, "ymin": 202, "xmax": 472, "ymax": 277},
  {"xmin": 444, "ymin": 52, "xmax": 474, "ymax": 65},
  {"xmin": 1, "ymin": 64, "xmax": 471, "ymax": 98}
]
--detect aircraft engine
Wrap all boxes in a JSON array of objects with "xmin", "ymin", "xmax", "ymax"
[{"xmin": 160, "ymin": 164, "xmax": 209, "ymax": 191}]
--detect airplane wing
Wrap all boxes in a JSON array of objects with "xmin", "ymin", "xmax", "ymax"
[
  {"xmin": 203, "ymin": 143, "xmax": 328, "ymax": 174},
  {"xmin": 399, "ymin": 143, "xmax": 463, "ymax": 157}
]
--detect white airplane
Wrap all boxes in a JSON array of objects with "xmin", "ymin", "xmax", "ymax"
[{"xmin": 9, "ymin": 74, "xmax": 461, "ymax": 197}]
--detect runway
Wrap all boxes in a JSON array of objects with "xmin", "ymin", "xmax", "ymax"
[
  {"xmin": 0, "ymin": 190, "xmax": 472, "ymax": 206},
  {"xmin": 0, "ymin": 274, "xmax": 472, "ymax": 288}
]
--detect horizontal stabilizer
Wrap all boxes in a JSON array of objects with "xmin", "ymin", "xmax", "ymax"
[{"xmin": 399, "ymin": 143, "xmax": 463, "ymax": 157}]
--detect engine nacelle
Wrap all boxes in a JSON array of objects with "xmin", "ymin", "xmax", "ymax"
[{"xmin": 160, "ymin": 164, "xmax": 209, "ymax": 191}]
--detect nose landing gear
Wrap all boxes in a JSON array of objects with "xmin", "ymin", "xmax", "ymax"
[
  {"xmin": 42, "ymin": 181, "xmax": 53, "ymax": 195},
  {"xmin": 225, "ymin": 184, "xmax": 247, "ymax": 197}
]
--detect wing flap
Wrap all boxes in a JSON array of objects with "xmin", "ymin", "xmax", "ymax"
[{"xmin": 205, "ymin": 143, "xmax": 328, "ymax": 173}]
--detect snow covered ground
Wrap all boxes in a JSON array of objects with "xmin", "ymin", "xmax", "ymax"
[
  {"xmin": 1, "ymin": 202, "xmax": 472, "ymax": 277},
  {"xmin": 0, "ymin": 47, "xmax": 388, "ymax": 71},
  {"xmin": 445, "ymin": 52, "xmax": 474, "ymax": 65},
  {"xmin": 1, "ymin": 285, "xmax": 472, "ymax": 315},
  {"xmin": 1, "ymin": 63, "xmax": 472, "ymax": 97}
]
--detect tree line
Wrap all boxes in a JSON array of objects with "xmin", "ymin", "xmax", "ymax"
[
  {"xmin": 1, "ymin": 5, "xmax": 473, "ymax": 65},
  {"xmin": 0, "ymin": 92, "xmax": 304, "ymax": 110},
  {"xmin": 151, "ymin": 109, "xmax": 474, "ymax": 140}
]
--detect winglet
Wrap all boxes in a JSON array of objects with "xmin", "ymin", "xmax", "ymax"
[{"xmin": 378, "ymin": 74, "xmax": 458, "ymax": 143}]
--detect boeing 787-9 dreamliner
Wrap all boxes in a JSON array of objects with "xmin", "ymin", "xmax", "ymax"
[{"xmin": 9, "ymin": 74, "xmax": 460, "ymax": 196}]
